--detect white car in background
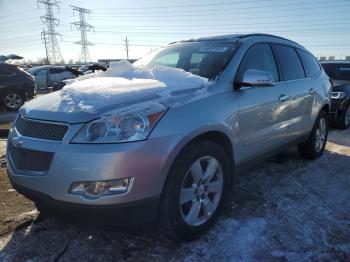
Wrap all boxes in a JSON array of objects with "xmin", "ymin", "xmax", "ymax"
[{"xmin": 28, "ymin": 66, "xmax": 82, "ymax": 91}]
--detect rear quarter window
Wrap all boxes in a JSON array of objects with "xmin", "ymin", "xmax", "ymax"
[
  {"xmin": 272, "ymin": 44, "xmax": 305, "ymax": 81},
  {"xmin": 0, "ymin": 68, "xmax": 15, "ymax": 76},
  {"xmin": 297, "ymin": 50, "xmax": 320, "ymax": 78}
]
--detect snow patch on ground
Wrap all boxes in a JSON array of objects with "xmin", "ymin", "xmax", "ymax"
[
  {"xmin": 184, "ymin": 218, "xmax": 267, "ymax": 262},
  {"xmin": 51, "ymin": 60, "xmax": 209, "ymax": 113}
]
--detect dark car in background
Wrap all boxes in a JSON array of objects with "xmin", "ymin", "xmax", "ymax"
[
  {"xmin": 28, "ymin": 65, "xmax": 82, "ymax": 91},
  {"xmin": 0, "ymin": 63, "xmax": 36, "ymax": 111},
  {"xmin": 52, "ymin": 63, "xmax": 108, "ymax": 91},
  {"xmin": 321, "ymin": 61, "xmax": 350, "ymax": 128}
]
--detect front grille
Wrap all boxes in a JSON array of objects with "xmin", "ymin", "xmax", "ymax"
[
  {"xmin": 16, "ymin": 116, "xmax": 68, "ymax": 141},
  {"xmin": 9, "ymin": 142, "xmax": 54, "ymax": 172}
]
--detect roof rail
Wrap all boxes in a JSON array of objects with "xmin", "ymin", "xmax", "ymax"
[{"xmin": 238, "ymin": 33, "xmax": 303, "ymax": 47}]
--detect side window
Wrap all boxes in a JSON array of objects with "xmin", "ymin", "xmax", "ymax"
[
  {"xmin": 237, "ymin": 43, "xmax": 279, "ymax": 82},
  {"xmin": 150, "ymin": 53, "xmax": 180, "ymax": 68},
  {"xmin": 297, "ymin": 50, "xmax": 320, "ymax": 77},
  {"xmin": 0, "ymin": 69, "xmax": 14, "ymax": 76},
  {"xmin": 272, "ymin": 44, "xmax": 305, "ymax": 81},
  {"xmin": 49, "ymin": 68, "xmax": 65, "ymax": 74},
  {"xmin": 36, "ymin": 69, "xmax": 48, "ymax": 77}
]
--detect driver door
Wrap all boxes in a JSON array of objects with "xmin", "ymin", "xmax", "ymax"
[
  {"xmin": 34, "ymin": 69, "xmax": 48, "ymax": 89},
  {"xmin": 236, "ymin": 43, "xmax": 291, "ymax": 161}
]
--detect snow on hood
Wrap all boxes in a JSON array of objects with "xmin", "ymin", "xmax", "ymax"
[{"xmin": 49, "ymin": 60, "xmax": 209, "ymax": 113}]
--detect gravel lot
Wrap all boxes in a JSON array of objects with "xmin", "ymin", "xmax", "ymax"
[{"xmin": 0, "ymin": 128, "xmax": 349, "ymax": 261}]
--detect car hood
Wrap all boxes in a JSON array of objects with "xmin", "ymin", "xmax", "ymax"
[{"xmin": 20, "ymin": 84, "xmax": 208, "ymax": 124}]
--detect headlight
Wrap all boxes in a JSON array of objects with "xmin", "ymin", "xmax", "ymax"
[
  {"xmin": 331, "ymin": 91, "xmax": 346, "ymax": 99},
  {"xmin": 71, "ymin": 104, "xmax": 167, "ymax": 143}
]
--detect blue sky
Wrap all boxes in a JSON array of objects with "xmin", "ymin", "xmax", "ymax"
[{"xmin": 1, "ymin": 0, "xmax": 350, "ymax": 62}]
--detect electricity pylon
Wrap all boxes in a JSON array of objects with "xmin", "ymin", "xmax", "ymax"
[
  {"xmin": 38, "ymin": 0, "xmax": 63, "ymax": 64},
  {"xmin": 71, "ymin": 5, "xmax": 93, "ymax": 63}
]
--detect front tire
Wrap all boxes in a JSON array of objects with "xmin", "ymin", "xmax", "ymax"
[
  {"xmin": 298, "ymin": 110, "xmax": 328, "ymax": 159},
  {"xmin": 160, "ymin": 140, "xmax": 231, "ymax": 240}
]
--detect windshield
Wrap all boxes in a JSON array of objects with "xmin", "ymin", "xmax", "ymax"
[
  {"xmin": 322, "ymin": 63, "xmax": 350, "ymax": 81},
  {"xmin": 134, "ymin": 42, "xmax": 237, "ymax": 79}
]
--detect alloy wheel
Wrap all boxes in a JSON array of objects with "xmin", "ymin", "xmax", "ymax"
[
  {"xmin": 180, "ymin": 156, "xmax": 223, "ymax": 226},
  {"xmin": 4, "ymin": 93, "xmax": 23, "ymax": 109},
  {"xmin": 315, "ymin": 117, "xmax": 326, "ymax": 152}
]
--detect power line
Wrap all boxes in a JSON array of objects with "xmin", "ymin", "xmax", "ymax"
[
  {"xmin": 38, "ymin": 0, "xmax": 63, "ymax": 64},
  {"xmin": 92, "ymin": 0, "xmax": 348, "ymax": 10},
  {"xmin": 71, "ymin": 5, "xmax": 93, "ymax": 63},
  {"xmin": 0, "ymin": 8, "xmax": 37, "ymax": 20}
]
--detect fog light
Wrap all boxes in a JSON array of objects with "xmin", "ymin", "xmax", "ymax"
[{"xmin": 70, "ymin": 178, "xmax": 132, "ymax": 199}]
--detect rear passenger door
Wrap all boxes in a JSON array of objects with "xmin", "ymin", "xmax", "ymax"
[
  {"xmin": 271, "ymin": 44, "xmax": 313, "ymax": 140},
  {"xmin": 236, "ymin": 43, "xmax": 291, "ymax": 160}
]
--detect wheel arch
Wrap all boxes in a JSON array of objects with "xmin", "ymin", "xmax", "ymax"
[{"xmin": 160, "ymin": 128, "xmax": 235, "ymax": 200}]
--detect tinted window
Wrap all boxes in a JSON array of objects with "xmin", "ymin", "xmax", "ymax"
[
  {"xmin": 50, "ymin": 68, "xmax": 65, "ymax": 74},
  {"xmin": 0, "ymin": 69, "xmax": 14, "ymax": 76},
  {"xmin": 237, "ymin": 43, "xmax": 279, "ymax": 82},
  {"xmin": 322, "ymin": 63, "xmax": 350, "ymax": 80},
  {"xmin": 272, "ymin": 44, "xmax": 305, "ymax": 81},
  {"xmin": 297, "ymin": 50, "xmax": 320, "ymax": 77}
]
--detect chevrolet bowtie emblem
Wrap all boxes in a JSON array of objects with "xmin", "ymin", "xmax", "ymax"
[{"xmin": 11, "ymin": 136, "xmax": 23, "ymax": 148}]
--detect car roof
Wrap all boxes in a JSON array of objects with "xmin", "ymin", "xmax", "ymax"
[{"xmin": 29, "ymin": 65, "xmax": 66, "ymax": 71}]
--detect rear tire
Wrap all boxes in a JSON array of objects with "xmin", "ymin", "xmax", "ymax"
[
  {"xmin": 160, "ymin": 140, "xmax": 231, "ymax": 240},
  {"xmin": 298, "ymin": 110, "xmax": 328, "ymax": 159},
  {"xmin": 339, "ymin": 103, "xmax": 350, "ymax": 129},
  {"xmin": 0, "ymin": 90, "xmax": 25, "ymax": 111}
]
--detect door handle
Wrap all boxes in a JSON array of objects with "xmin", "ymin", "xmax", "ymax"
[
  {"xmin": 279, "ymin": 94, "xmax": 289, "ymax": 102},
  {"xmin": 309, "ymin": 88, "xmax": 316, "ymax": 94}
]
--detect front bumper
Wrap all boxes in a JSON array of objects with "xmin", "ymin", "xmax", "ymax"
[
  {"xmin": 9, "ymin": 180, "xmax": 160, "ymax": 225},
  {"xmin": 7, "ymin": 127, "xmax": 183, "ymax": 212}
]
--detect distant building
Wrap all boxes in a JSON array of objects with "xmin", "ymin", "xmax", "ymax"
[
  {"xmin": 328, "ymin": 56, "xmax": 335, "ymax": 61},
  {"xmin": 345, "ymin": 56, "xmax": 350, "ymax": 61},
  {"xmin": 319, "ymin": 56, "xmax": 327, "ymax": 61},
  {"xmin": 97, "ymin": 59, "xmax": 137, "ymax": 65}
]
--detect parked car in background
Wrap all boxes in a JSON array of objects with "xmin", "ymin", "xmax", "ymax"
[
  {"xmin": 52, "ymin": 64, "xmax": 108, "ymax": 91},
  {"xmin": 79, "ymin": 63, "xmax": 108, "ymax": 75},
  {"xmin": 7, "ymin": 34, "xmax": 331, "ymax": 239},
  {"xmin": 321, "ymin": 61, "xmax": 350, "ymax": 128},
  {"xmin": 28, "ymin": 65, "xmax": 82, "ymax": 91},
  {"xmin": 0, "ymin": 63, "xmax": 36, "ymax": 111}
]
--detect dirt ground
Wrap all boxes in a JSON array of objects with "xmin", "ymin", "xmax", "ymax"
[{"xmin": 0, "ymin": 128, "xmax": 349, "ymax": 261}]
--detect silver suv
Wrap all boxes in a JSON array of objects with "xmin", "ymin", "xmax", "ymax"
[{"xmin": 7, "ymin": 34, "xmax": 331, "ymax": 239}]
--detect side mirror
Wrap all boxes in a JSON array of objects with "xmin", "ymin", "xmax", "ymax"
[{"xmin": 240, "ymin": 69, "xmax": 275, "ymax": 87}]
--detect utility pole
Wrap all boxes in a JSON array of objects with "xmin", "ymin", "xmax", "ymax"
[
  {"xmin": 71, "ymin": 5, "xmax": 93, "ymax": 64},
  {"xmin": 41, "ymin": 29, "xmax": 49, "ymax": 64},
  {"xmin": 38, "ymin": 0, "xmax": 63, "ymax": 64},
  {"xmin": 124, "ymin": 36, "xmax": 129, "ymax": 60}
]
